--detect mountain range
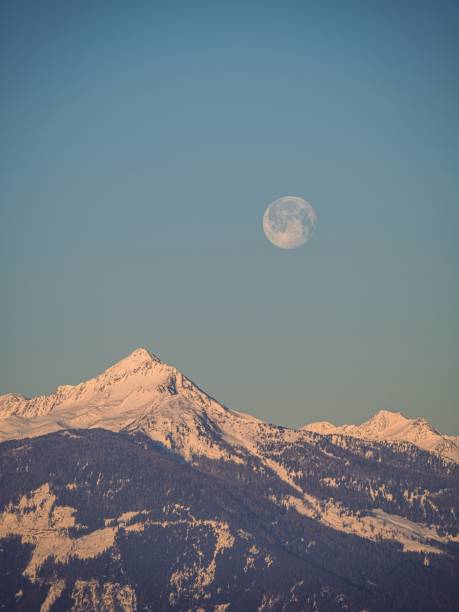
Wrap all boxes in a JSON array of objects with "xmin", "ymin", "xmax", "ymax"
[
  {"xmin": 1, "ymin": 348, "xmax": 457, "ymax": 463},
  {"xmin": 0, "ymin": 348, "xmax": 458, "ymax": 611}
]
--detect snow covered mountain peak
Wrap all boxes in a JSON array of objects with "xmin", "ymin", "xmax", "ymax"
[
  {"xmin": 354, "ymin": 410, "xmax": 442, "ymax": 441},
  {"xmin": 369, "ymin": 408, "xmax": 404, "ymax": 422},
  {"xmin": 0, "ymin": 348, "xmax": 252, "ymax": 459},
  {"xmin": 0, "ymin": 349, "xmax": 165, "ymax": 413},
  {"xmin": 303, "ymin": 409, "xmax": 459, "ymax": 462},
  {"xmin": 360, "ymin": 409, "xmax": 409, "ymax": 433},
  {"xmin": 106, "ymin": 347, "xmax": 161, "ymax": 373}
]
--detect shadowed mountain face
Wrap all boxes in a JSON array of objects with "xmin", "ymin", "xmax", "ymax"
[{"xmin": 0, "ymin": 350, "xmax": 458, "ymax": 611}]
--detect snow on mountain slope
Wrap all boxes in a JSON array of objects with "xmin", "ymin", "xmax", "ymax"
[
  {"xmin": 0, "ymin": 348, "xmax": 166, "ymax": 420},
  {"xmin": 0, "ymin": 348, "xmax": 268, "ymax": 462},
  {"xmin": 1, "ymin": 350, "xmax": 457, "ymax": 465},
  {"xmin": 303, "ymin": 410, "xmax": 459, "ymax": 462},
  {"xmin": 3, "ymin": 428, "xmax": 457, "ymax": 611},
  {"xmin": 1, "ymin": 348, "xmax": 458, "ymax": 568}
]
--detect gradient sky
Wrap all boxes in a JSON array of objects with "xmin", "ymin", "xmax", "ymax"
[{"xmin": 1, "ymin": 1, "xmax": 458, "ymax": 432}]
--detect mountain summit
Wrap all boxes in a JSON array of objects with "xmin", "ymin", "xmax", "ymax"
[
  {"xmin": 304, "ymin": 409, "xmax": 459, "ymax": 462},
  {"xmin": 0, "ymin": 348, "xmax": 264, "ymax": 461},
  {"xmin": 0, "ymin": 347, "xmax": 170, "ymax": 420},
  {"xmin": 105, "ymin": 346, "xmax": 162, "ymax": 370}
]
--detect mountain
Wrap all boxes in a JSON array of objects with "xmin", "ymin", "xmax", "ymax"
[
  {"xmin": 0, "ymin": 348, "xmax": 458, "ymax": 611},
  {"xmin": 303, "ymin": 410, "xmax": 459, "ymax": 463}
]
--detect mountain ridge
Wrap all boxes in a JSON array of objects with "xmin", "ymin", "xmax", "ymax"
[
  {"xmin": 2, "ymin": 427, "xmax": 458, "ymax": 611},
  {"xmin": 0, "ymin": 348, "xmax": 457, "ymax": 463},
  {"xmin": 303, "ymin": 409, "xmax": 459, "ymax": 463}
]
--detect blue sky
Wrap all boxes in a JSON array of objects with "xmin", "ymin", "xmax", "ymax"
[{"xmin": 1, "ymin": 1, "xmax": 458, "ymax": 431}]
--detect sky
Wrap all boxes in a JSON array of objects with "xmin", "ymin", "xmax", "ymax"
[{"xmin": 1, "ymin": 1, "xmax": 458, "ymax": 433}]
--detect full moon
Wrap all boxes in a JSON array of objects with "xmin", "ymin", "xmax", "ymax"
[{"xmin": 263, "ymin": 196, "xmax": 317, "ymax": 249}]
